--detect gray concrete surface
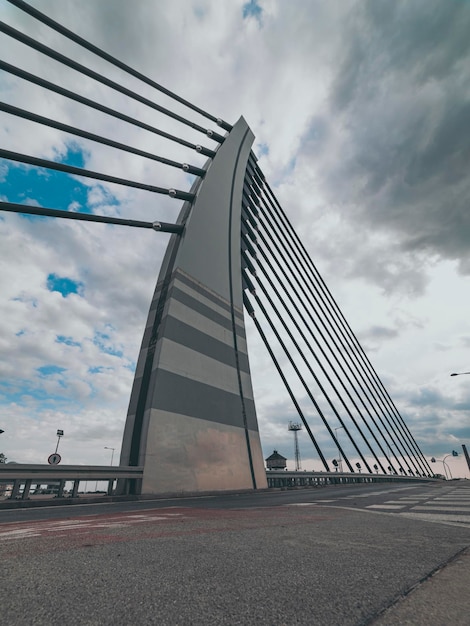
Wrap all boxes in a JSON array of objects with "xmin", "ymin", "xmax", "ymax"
[
  {"xmin": 371, "ymin": 546, "xmax": 470, "ymax": 625},
  {"xmin": 1, "ymin": 486, "xmax": 469, "ymax": 625}
]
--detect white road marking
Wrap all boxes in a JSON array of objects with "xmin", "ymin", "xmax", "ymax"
[
  {"xmin": 398, "ymin": 512, "xmax": 470, "ymax": 529},
  {"xmin": 411, "ymin": 505, "xmax": 470, "ymax": 512},
  {"xmin": 0, "ymin": 528, "xmax": 41, "ymax": 540},
  {"xmin": 0, "ymin": 511, "xmax": 185, "ymax": 541},
  {"xmin": 366, "ymin": 504, "xmax": 406, "ymax": 510}
]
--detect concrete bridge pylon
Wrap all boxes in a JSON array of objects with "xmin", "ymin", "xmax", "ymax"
[{"xmin": 119, "ymin": 117, "xmax": 267, "ymax": 494}]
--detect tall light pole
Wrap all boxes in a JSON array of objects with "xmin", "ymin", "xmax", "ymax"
[
  {"xmin": 450, "ymin": 372, "xmax": 469, "ymax": 476},
  {"xmin": 288, "ymin": 423, "xmax": 302, "ymax": 471},
  {"xmin": 431, "ymin": 451, "xmax": 458, "ymax": 479},
  {"xmin": 104, "ymin": 446, "xmax": 115, "ymax": 466},
  {"xmin": 430, "ymin": 457, "xmax": 448, "ymax": 479},
  {"xmin": 335, "ymin": 426, "xmax": 344, "ymax": 473},
  {"xmin": 443, "ymin": 451, "xmax": 459, "ymax": 479},
  {"xmin": 55, "ymin": 430, "xmax": 64, "ymax": 454}
]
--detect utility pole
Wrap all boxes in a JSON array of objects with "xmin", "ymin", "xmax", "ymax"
[{"xmin": 288, "ymin": 422, "xmax": 302, "ymax": 471}]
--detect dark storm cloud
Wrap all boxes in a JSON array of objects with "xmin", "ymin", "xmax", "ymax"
[
  {"xmin": 408, "ymin": 386, "xmax": 448, "ymax": 408},
  {"xmin": 319, "ymin": 0, "xmax": 470, "ymax": 272}
]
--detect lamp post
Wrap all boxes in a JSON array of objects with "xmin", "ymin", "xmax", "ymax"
[
  {"xmin": 335, "ymin": 426, "xmax": 344, "ymax": 472},
  {"xmin": 450, "ymin": 372, "xmax": 469, "ymax": 477},
  {"xmin": 443, "ymin": 451, "xmax": 459, "ymax": 479},
  {"xmin": 104, "ymin": 446, "xmax": 115, "ymax": 466},
  {"xmin": 431, "ymin": 457, "xmax": 449, "ymax": 479},
  {"xmin": 431, "ymin": 451, "xmax": 458, "ymax": 479},
  {"xmin": 55, "ymin": 429, "xmax": 64, "ymax": 454}
]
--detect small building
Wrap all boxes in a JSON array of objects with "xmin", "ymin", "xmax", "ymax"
[{"xmin": 265, "ymin": 450, "xmax": 287, "ymax": 470}]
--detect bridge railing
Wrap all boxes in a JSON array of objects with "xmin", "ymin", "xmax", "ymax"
[
  {"xmin": 0, "ymin": 464, "xmax": 143, "ymax": 500},
  {"xmin": 0, "ymin": 465, "xmax": 437, "ymax": 502},
  {"xmin": 265, "ymin": 470, "xmax": 437, "ymax": 489}
]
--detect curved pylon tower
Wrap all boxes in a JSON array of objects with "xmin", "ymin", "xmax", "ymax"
[{"xmin": 120, "ymin": 118, "xmax": 267, "ymax": 494}]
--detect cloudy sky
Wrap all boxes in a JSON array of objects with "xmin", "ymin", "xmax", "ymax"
[{"xmin": 1, "ymin": 0, "xmax": 469, "ymax": 478}]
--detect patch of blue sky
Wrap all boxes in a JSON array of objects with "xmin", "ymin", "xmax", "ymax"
[
  {"xmin": 56, "ymin": 335, "xmax": 81, "ymax": 348},
  {"xmin": 0, "ymin": 386, "xmax": 55, "ymax": 405},
  {"xmin": 256, "ymin": 142, "xmax": 269, "ymax": 157},
  {"xmin": 243, "ymin": 0, "xmax": 263, "ymax": 22},
  {"xmin": 93, "ymin": 329, "xmax": 124, "ymax": 358},
  {"xmin": 47, "ymin": 274, "xmax": 84, "ymax": 298},
  {"xmin": 37, "ymin": 364, "xmax": 66, "ymax": 376},
  {"xmin": 59, "ymin": 146, "xmax": 86, "ymax": 168},
  {"xmin": 1, "ymin": 145, "xmax": 91, "ymax": 218},
  {"xmin": 0, "ymin": 381, "xmax": 81, "ymax": 412},
  {"xmin": 88, "ymin": 366, "xmax": 105, "ymax": 374}
]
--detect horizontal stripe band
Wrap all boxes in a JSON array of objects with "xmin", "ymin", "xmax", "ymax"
[{"xmin": 149, "ymin": 368, "xmax": 259, "ymax": 431}]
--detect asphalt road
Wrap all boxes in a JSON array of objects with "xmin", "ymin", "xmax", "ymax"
[
  {"xmin": 1, "ymin": 481, "xmax": 469, "ymax": 625},
  {"xmin": 0, "ymin": 481, "xmax": 451, "ymax": 522}
]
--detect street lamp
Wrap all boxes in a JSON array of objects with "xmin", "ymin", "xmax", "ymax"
[
  {"xmin": 335, "ymin": 426, "xmax": 344, "ymax": 472},
  {"xmin": 443, "ymin": 451, "xmax": 459, "ymax": 479},
  {"xmin": 104, "ymin": 446, "xmax": 115, "ymax": 466},
  {"xmin": 55, "ymin": 429, "xmax": 64, "ymax": 454},
  {"xmin": 431, "ymin": 457, "xmax": 448, "ymax": 479},
  {"xmin": 450, "ymin": 371, "xmax": 470, "ymax": 376},
  {"xmin": 431, "ymin": 451, "xmax": 458, "ymax": 479}
]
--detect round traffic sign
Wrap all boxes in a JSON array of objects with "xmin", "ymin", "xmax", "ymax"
[{"xmin": 48, "ymin": 453, "xmax": 62, "ymax": 465}]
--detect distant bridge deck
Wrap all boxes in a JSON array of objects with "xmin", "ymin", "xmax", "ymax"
[
  {"xmin": 265, "ymin": 470, "xmax": 436, "ymax": 489},
  {"xmin": 0, "ymin": 464, "xmax": 144, "ymax": 499}
]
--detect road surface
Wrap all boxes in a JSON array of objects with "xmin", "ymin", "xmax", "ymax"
[{"xmin": 1, "ymin": 481, "xmax": 469, "ymax": 625}]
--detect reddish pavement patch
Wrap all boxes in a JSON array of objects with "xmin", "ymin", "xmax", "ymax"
[{"xmin": 0, "ymin": 505, "xmax": 339, "ymax": 557}]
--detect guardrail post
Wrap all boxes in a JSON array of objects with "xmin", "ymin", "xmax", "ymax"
[
  {"xmin": 10, "ymin": 480, "xmax": 21, "ymax": 499},
  {"xmin": 56, "ymin": 480, "xmax": 66, "ymax": 498},
  {"xmin": 22, "ymin": 479, "xmax": 32, "ymax": 499},
  {"xmin": 71, "ymin": 479, "xmax": 80, "ymax": 498},
  {"xmin": 107, "ymin": 480, "xmax": 114, "ymax": 496}
]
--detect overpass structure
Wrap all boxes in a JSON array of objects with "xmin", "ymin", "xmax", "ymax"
[{"xmin": 0, "ymin": 1, "xmax": 433, "ymax": 496}]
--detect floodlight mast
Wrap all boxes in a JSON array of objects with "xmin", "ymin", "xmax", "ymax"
[{"xmin": 288, "ymin": 421, "xmax": 303, "ymax": 471}]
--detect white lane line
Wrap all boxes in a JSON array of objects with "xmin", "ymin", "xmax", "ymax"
[
  {"xmin": 0, "ymin": 512, "xmax": 186, "ymax": 540},
  {"xmin": 0, "ymin": 529, "xmax": 41, "ymax": 540},
  {"xmin": 430, "ymin": 501, "xmax": 470, "ymax": 505},
  {"xmin": 433, "ymin": 498, "xmax": 470, "ymax": 502},
  {"xmin": 399, "ymin": 512, "xmax": 470, "ymax": 528},
  {"xmin": 366, "ymin": 504, "xmax": 406, "ymax": 510},
  {"xmin": 411, "ymin": 505, "xmax": 470, "ymax": 512}
]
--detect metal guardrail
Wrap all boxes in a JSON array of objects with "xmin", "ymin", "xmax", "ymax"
[
  {"xmin": 0, "ymin": 464, "xmax": 143, "ymax": 499},
  {"xmin": 265, "ymin": 470, "xmax": 437, "ymax": 488},
  {"xmin": 0, "ymin": 465, "xmax": 437, "ymax": 501}
]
